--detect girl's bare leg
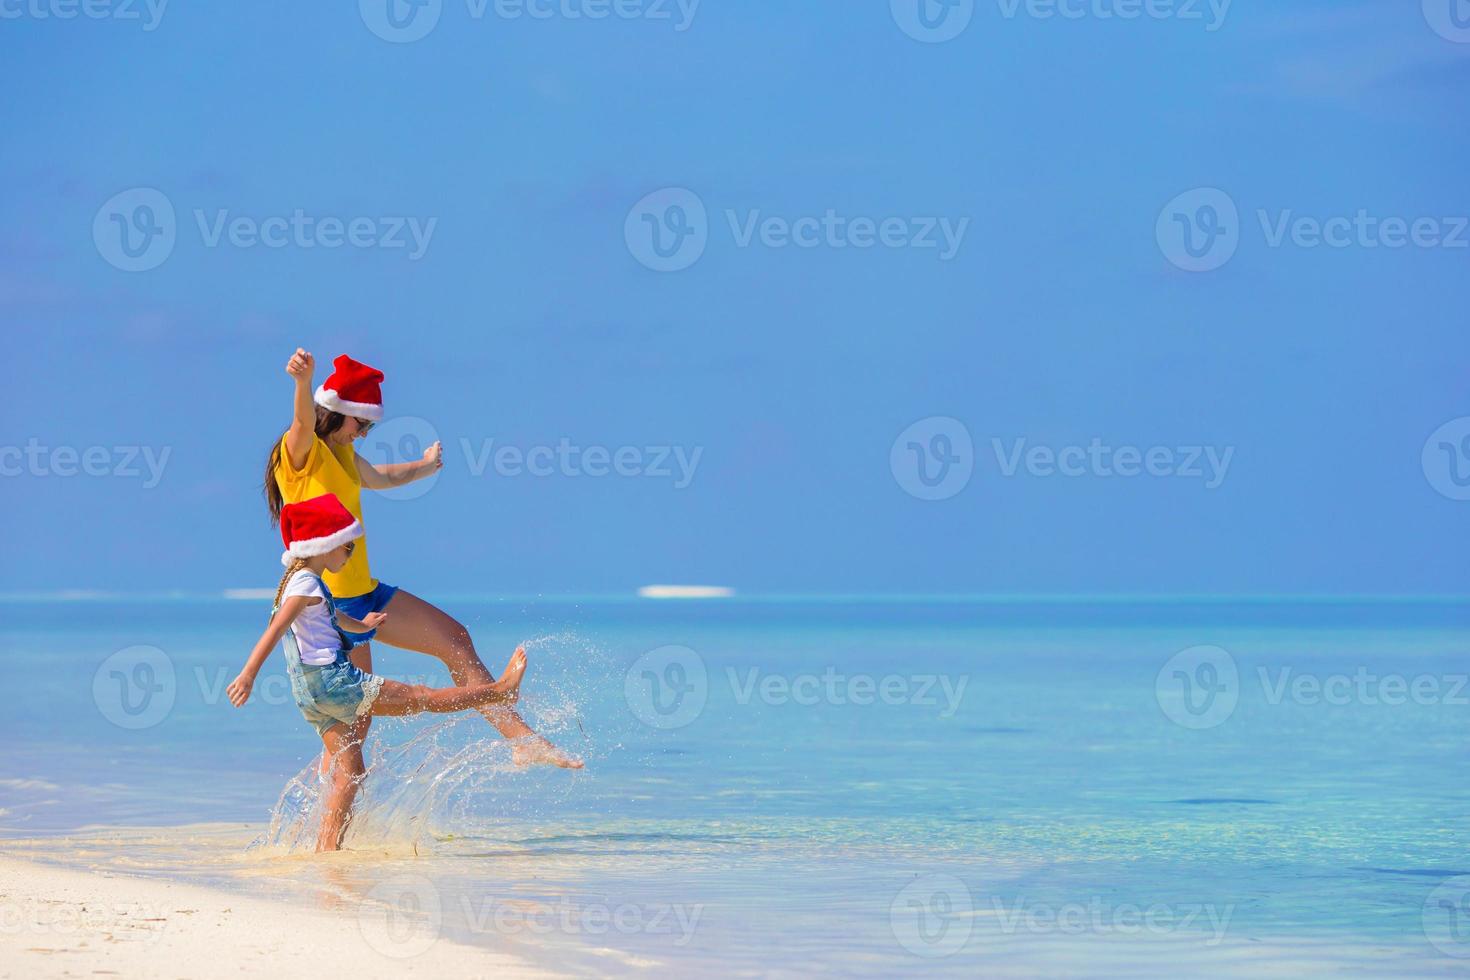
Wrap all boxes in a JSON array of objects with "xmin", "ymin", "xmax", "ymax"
[
  {"xmin": 316, "ymin": 723, "xmax": 365, "ymax": 852},
  {"xmin": 369, "ymin": 650, "xmax": 526, "ymax": 716},
  {"xmin": 373, "ymin": 589, "xmax": 583, "ymax": 768},
  {"xmin": 319, "ymin": 642, "xmax": 374, "ymax": 780}
]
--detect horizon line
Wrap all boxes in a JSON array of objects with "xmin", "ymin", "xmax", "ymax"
[{"xmin": 0, "ymin": 590, "xmax": 1465, "ymax": 605}]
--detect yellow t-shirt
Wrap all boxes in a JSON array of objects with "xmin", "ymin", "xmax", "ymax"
[{"xmin": 273, "ymin": 433, "xmax": 376, "ymax": 598}]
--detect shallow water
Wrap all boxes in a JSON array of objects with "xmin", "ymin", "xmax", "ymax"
[{"xmin": 2, "ymin": 597, "xmax": 1468, "ymax": 975}]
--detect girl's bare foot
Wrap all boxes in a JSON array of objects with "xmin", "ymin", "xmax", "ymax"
[
  {"xmin": 512, "ymin": 736, "xmax": 585, "ymax": 769},
  {"xmin": 495, "ymin": 647, "xmax": 527, "ymax": 699}
]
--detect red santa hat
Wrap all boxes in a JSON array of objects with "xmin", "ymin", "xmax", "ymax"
[
  {"xmin": 280, "ymin": 493, "xmax": 363, "ymax": 566},
  {"xmin": 314, "ymin": 354, "xmax": 385, "ymax": 421}
]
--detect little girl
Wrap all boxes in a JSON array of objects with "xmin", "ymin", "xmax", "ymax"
[{"xmin": 227, "ymin": 492, "xmax": 528, "ymax": 851}]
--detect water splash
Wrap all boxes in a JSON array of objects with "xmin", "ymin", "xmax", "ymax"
[{"xmin": 254, "ymin": 631, "xmax": 612, "ymax": 854}]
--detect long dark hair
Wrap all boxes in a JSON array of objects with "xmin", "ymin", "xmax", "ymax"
[{"xmin": 264, "ymin": 407, "xmax": 349, "ymax": 526}]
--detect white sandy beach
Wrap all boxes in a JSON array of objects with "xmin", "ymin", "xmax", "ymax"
[{"xmin": 0, "ymin": 855, "xmax": 553, "ymax": 980}]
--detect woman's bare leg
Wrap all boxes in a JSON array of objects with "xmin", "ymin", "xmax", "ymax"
[
  {"xmin": 373, "ymin": 589, "xmax": 583, "ymax": 768},
  {"xmin": 316, "ymin": 724, "xmax": 365, "ymax": 852}
]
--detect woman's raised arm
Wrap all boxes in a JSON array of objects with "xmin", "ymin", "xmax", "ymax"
[{"xmin": 283, "ymin": 348, "xmax": 316, "ymax": 470}]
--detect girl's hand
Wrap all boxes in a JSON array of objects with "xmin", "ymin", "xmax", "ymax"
[
  {"xmin": 361, "ymin": 612, "xmax": 388, "ymax": 630},
  {"xmin": 422, "ymin": 441, "xmax": 444, "ymax": 471},
  {"xmin": 226, "ymin": 673, "xmax": 254, "ymax": 707},
  {"xmin": 285, "ymin": 348, "xmax": 315, "ymax": 383}
]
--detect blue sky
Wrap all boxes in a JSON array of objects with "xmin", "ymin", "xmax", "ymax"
[{"xmin": 2, "ymin": 1, "xmax": 1468, "ymax": 595}]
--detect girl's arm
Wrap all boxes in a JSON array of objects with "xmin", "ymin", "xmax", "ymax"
[
  {"xmin": 355, "ymin": 441, "xmax": 443, "ymax": 491},
  {"xmin": 227, "ymin": 596, "xmax": 308, "ymax": 707},
  {"xmin": 283, "ymin": 349, "xmax": 317, "ymax": 471},
  {"xmin": 335, "ymin": 610, "xmax": 387, "ymax": 634}
]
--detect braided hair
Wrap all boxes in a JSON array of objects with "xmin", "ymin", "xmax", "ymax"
[{"xmin": 274, "ymin": 556, "xmax": 310, "ymax": 610}]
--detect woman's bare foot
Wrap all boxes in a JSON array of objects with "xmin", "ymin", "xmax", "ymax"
[
  {"xmin": 511, "ymin": 736, "xmax": 585, "ymax": 769},
  {"xmin": 494, "ymin": 647, "xmax": 527, "ymax": 699}
]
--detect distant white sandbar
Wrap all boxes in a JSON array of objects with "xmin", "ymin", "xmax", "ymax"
[{"xmin": 637, "ymin": 585, "xmax": 735, "ymax": 599}]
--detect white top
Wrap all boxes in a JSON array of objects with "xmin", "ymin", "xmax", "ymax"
[{"xmin": 282, "ymin": 570, "xmax": 344, "ymax": 666}]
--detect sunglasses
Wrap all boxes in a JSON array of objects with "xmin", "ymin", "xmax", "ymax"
[
  {"xmin": 352, "ymin": 417, "xmax": 375, "ymax": 433},
  {"xmin": 343, "ymin": 541, "xmax": 356, "ymax": 556}
]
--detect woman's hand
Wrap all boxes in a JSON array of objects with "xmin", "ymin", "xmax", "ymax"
[
  {"xmin": 285, "ymin": 348, "xmax": 315, "ymax": 384},
  {"xmin": 361, "ymin": 611, "xmax": 388, "ymax": 630},
  {"xmin": 227, "ymin": 673, "xmax": 255, "ymax": 707},
  {"xmin": 422, "ymin": 441, "xmax": 444, "ymax": 472}
]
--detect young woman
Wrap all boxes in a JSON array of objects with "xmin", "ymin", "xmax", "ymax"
[
  {"xmin": 228, "ymin": 493, "xmax": 529, "ymax": 851},
  {"xmin": 264, "ymin": 349, "xmax": 582, "ymax": 779}
]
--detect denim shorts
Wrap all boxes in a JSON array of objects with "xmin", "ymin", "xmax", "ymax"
[
  {"xmin": 292, "ymin": 653, "xmax": 386, "ymax": 737},
  {"xmin": 334, "ymin": 581, "xmax": 398, "ymax": 646}
]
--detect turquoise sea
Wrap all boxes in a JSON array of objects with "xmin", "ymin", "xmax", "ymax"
[{"xmin": 3, "ymin": 596, "xmax": 1468, "ymax": 976}]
